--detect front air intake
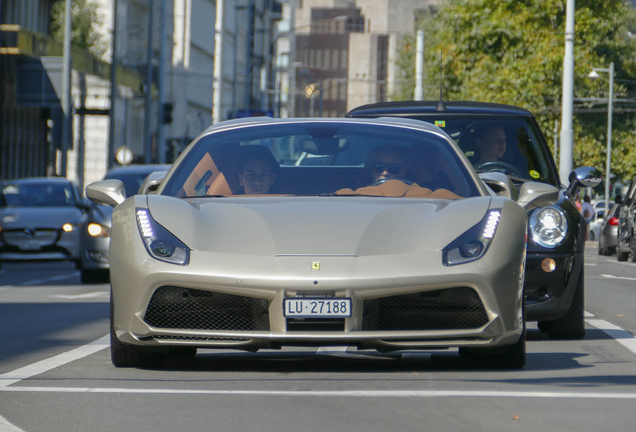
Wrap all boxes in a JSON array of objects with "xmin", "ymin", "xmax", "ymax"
[{"xmin": 144, "ymin": 286, "xmax": 270, "ymax": 331}]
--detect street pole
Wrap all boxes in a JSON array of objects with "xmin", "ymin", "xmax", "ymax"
[
  {"xmin": 289, "ymin": 0, "xmax": 296, "ymax": 117},
  {"xmin": 414, "ymin": 30, "xmax": 424, "ymax": 101},
  {"xmin": 143, "ymin": 0, "xmax": 154, "ymax": 164},
  {"xmin": 605, "ymin": 62, "xmax": 614, "ymax": 214},
  {"xmin": 61, "ymin": 0, "xmax": 72, "ymax": 177},
  {"xmin": 108, "ymin": 0, "xmax": 119, "ymax": 169},
  {"xmin": 157, "ymin": 0, "xmax": 167, "ymax": 163},
  {"xmin": 559, "ymin": 0, "xmax": 575, "ymax": 187},
  {"xmin": 212, "ymin": 0, "xmax": 225, "ymax": 124}
]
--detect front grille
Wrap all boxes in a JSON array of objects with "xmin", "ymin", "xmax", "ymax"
[
  {"xmin": 362, "ymin": 287, "xmax": 489, "ymax": 331},
  {"xmin": 151, "ymin": 335, "xmax": 252, "ymax": 342},
  {"xmin": 381, "ymin": 337, "xmax": 490, "ymax": 343},
  {"xmin": 2, "ymin": 229, "xmax": 59, "ymax": 246},
  {"xmin": 144, "ymin": 286, "xmax": 270, "ymax": 331}
]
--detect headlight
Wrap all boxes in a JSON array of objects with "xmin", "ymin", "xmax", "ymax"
[
  {"xmin": 443, "ymin": 210, "xmax": 501, "ymax": 266},
  {"xmin": 136, "ymin": 208, "xmax": 190, "ymax": 265},
  {"xmin": 62, "ymin": 223, "xmax": 79, "ymax": 232},
  {"xmin": 529, "ymin": 207, "xmax": 568, "ymax": 248},
  {"xmin": 87, "ymin": 223, "xmax": 110, "ymax": 237}
]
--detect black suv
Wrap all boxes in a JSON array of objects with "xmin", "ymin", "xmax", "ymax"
[
  {"xmin": 347, "ymin": 100, "xmax": 602, "ymax": 339},
  {"xmin": 616, "ymin": 179, "xmax": 636, "ymax": 261}
]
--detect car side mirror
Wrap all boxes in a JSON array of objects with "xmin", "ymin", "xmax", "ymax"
[
  {"xmin": 517, "ymin": 182, "xmax": 560, "ymax": 210},
  {"xmin": 86, "ymin": 180, "xmax": 126, "ymax": 207},
  {"xmin": 138, "ymin": 171, "xmax": 168, "ymax": 195},
  {"xmin": 565, "ymin": 167, "xmax": 603, "ymax": 197},
  {"xmin": 479, "ymin": 172, "xmax": 518, "ymax": 201}
]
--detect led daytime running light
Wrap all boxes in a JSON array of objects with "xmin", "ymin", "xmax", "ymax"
[
  {"xmin": 136, "ymin": 209, "xmax": 153, "ymax": 238},
  {"xmin": 483, "ymin": 211, "xmax": 501, "ymax": 239}
]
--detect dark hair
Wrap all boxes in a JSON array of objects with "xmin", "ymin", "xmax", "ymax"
[
  {"xmin": 236, "ymin": 146, "xmax": 279, "ymax": 174},
  {"xmin": 584, "ymin": 194, "xmax": 591, "ymax": 203}
]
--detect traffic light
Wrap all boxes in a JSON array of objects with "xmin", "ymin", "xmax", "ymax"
[{"xmin": 162, "ymin": 103, "xmax": 173, "ymax": 124}]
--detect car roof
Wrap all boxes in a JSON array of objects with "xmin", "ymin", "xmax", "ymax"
[
  {"xmin": 1, "ymin": 177, "xmax": 74, "ymax": 185},
  {"xmin": 346, "ymin": 101, "xmax": 534, "ymax": 118}
]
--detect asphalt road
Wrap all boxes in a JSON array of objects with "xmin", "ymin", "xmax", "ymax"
[{"xmin": 1, "ymin": 244, "xmax": 636, "ymax": 432}]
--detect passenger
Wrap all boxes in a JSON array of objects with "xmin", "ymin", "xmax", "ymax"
[
  {"xmin": 236, "ymin": 146, "xmax": 279, "ymax": 194},
  {"xmin": 365, "ymin": 144, "xmax": 410, "ymax": 184},
  {"xmin": 474, "ymin": 124, "xmax": 507, "ymax": 164}
]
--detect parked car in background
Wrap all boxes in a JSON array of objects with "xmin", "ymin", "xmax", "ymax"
[
  {"xmin": 617, "ymin": 179, "xmax": 636, "ymax": 262},
  {"xmin": 0, "ymin": 177, "xmax": 89, "ymax": 270},
  {"xmin": 599, "ymin": 203, "xmax": 621, "ymax": 256},
  {"xmin": 347, "ymin": 100, "xmax": 602, "ymax": 340},
  {"xmin": 80, "ymin": 164, "xmax": 171, "ymax": 283},
  {"xmin": 88, "ymin": 116, "xmax": 540, "ymax": 369},
  {"xmin": 588, "ymin": 209, "xmax": 606, "ymax": 241}
]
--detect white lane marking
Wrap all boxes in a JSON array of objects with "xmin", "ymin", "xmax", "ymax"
[
  {"xmin": 584, "ymin": 311, "xmax": 595, "ymax": 317},
  {"xmin": 48, "ymin": 292, "xmax": 109, "ymax": 299},
  {"xmin": 0, "ymin": 415, "xmax": 25, "ymax": 432},
  {"xmin": 2, "ymin": 387, "xmax": 636, "ymax": 399},
  {"xmin": 584, "ymin": 263, "xmax": 597, "ymax": 266},
  {"xmin": 0, "ymin": 335, "xmax": 109, "ymax": 388},
  {"xmin": 586, "ymin": 319, "xmax": 636, "ymax": 355},
  {"xmin": 18, "ymin": 274, "xmax": 78, "ymax": 286},
  {"xmin": 599, "ymin": 274, "xmax": 636, "ymax": 281},
  {"xmin": 316, "ymin": 346, "xmax": 349, "ymax": 354}
]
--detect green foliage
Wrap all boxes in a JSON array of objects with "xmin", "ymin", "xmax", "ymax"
[
  {"xmin": 50, "ymin": 0, "xmax": 107, "ymax": 59},
  {"xmin": 394, "ymin": 0, "xmax": 636, "ymax": 183}
]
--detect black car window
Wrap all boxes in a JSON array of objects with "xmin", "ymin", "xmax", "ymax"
[
  {"xmin": 407, "ymin": 117, "xmax": 557, "ymax": 185},
  {"xmin": 0, "ymin": 183, "xmax": 75, "ymax": 207}
]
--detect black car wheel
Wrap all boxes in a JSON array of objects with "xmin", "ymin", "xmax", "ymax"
[
  {"xmin": 545, "ymin": 267, "xmax": 586, "ymax": 340},
  {"xmin": 464, "ymin": 299, "xmax": 526, "ymax": 369},
  {"xmin": 617, "ymin": 243, "xmax": 629, "ymax": 261},
  {"xmin": 599, "ymin": 236, "xmax": 609, "ymax": 256},
  {"xmin": 81, "ymin": 269, "xmax": 110, "ymax": 284},
  {"xmin": 630, "ymin": 237, "xmax": 636, "ymax": 262},
  {"xmin": 110, "ymin": 290, "xmax": 167, "ymax": 368}
]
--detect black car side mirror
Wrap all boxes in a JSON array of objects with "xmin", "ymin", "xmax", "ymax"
[{"xmin": 566, "ymin": 167, "xmax": 603, "ymax": 197}]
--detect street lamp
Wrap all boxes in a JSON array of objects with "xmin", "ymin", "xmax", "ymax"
[{"xmin": 587, "ymin": 62, "xmax": 614, "ymax": 215}]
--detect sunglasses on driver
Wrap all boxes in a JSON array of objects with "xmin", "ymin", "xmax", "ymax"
[{"xmin": 372, "ymin": 163, "xmax": 404, "ymax": 174}]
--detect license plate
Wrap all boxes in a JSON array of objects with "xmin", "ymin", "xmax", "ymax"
[
  {"xmin": 284, "ymin": 298, "xmax": 352, "ymax": 318},
  {"xmin": 19, "ymin": 242, "xmax": 42, "ymax": 251}
]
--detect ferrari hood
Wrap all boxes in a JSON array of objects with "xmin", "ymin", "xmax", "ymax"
[
  {"xmin": 0, "ymin": 206, "xmax": 83, "ymax": 229},
  {"xmin": 147, "ymin": 196, "xmax": 492, "ymax": 256}
]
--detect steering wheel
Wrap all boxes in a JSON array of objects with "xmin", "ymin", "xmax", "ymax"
[
  {"xmin": 474, "ymin": 161, "xmax": 519, "ymax": 177},
  {"xmin": 368, "ymin": 178, "xmax": 415, "ymax": 187}
]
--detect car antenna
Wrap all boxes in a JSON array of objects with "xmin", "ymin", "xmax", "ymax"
[{"xmin": 436, "ymin": 51, "xmax": 447, "ymax": 111}]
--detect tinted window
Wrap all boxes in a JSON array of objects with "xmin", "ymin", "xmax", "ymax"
[
  {"xmin": 161, "ymin": 123, "xmax": 481, "ymax": 199},
  {"xmin": 409, "ymin": 117, "xmax": 558, "ymax": 185},
  {"xmin": 1, "ymin": 183, "xmax": 75, "ymax": 207}
]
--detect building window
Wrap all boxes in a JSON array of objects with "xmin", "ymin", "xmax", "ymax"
[
  {"xmin": 332, "ymin": 50, "xmax": 339, "ymax": 69},
  {"xmin": 340, "ymin": 49, "xmax": 348, "ymax": 69},
  {"xmin": 377, "ymin": 35, "xmax": 389, "ymax": 102}
]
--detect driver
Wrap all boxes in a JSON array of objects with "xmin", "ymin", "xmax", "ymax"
[
  {"xmin": 475, "ymin": 125, "xmax": 507, "ymax": 165},
  {"xmin": 366, "ymin": 144, "xmax": 410, "ymax": 184}
]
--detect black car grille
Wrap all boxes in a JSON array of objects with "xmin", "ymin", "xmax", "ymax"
[
  {"xmin": 362, "ymin": 287, "xmax": 489, "ymax": 331},
  {"xmin": 150, "ymin": 335, "xmax": 252, "ymax": 342},
  {"xmin": 144, "ymin": 286, "xmax": 270, "ymax": 331}
]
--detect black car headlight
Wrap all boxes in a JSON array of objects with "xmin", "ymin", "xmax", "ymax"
[
  {"xmin": 529, "ymin": 206, "xmax": 568, "ymax": 248},
  {"xmin": 136, "ymin": 208, "xmax": 190, "ymax": 265},
  {"xmin": 443, "ymin": 210, "xmax": 501, "ymax": 266}
]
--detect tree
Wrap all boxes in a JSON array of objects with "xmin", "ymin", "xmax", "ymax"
[
  {"xmin": 50, "ymin": 0, "xmax": 107, "ymax": 59},
  {"xmin": 393, "ymin": 0, "xmax": 636, "ymax": 184}
]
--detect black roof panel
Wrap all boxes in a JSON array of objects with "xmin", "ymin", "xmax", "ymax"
[{"xmin": 347, "ymin": 100, "xmax": 533, "ymax": 117}]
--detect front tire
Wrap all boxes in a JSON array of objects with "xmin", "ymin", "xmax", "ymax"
[
  {"xmin": 617, "ymin": 243, "xmax": 628, "ymax": 261},
  {"xmin": 546, "ymin": 267, "xmax": 586, "ymax": 340},
  {"xmin": 110, "ymin": 291, "xmax": 167, "ymax": 368}
]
